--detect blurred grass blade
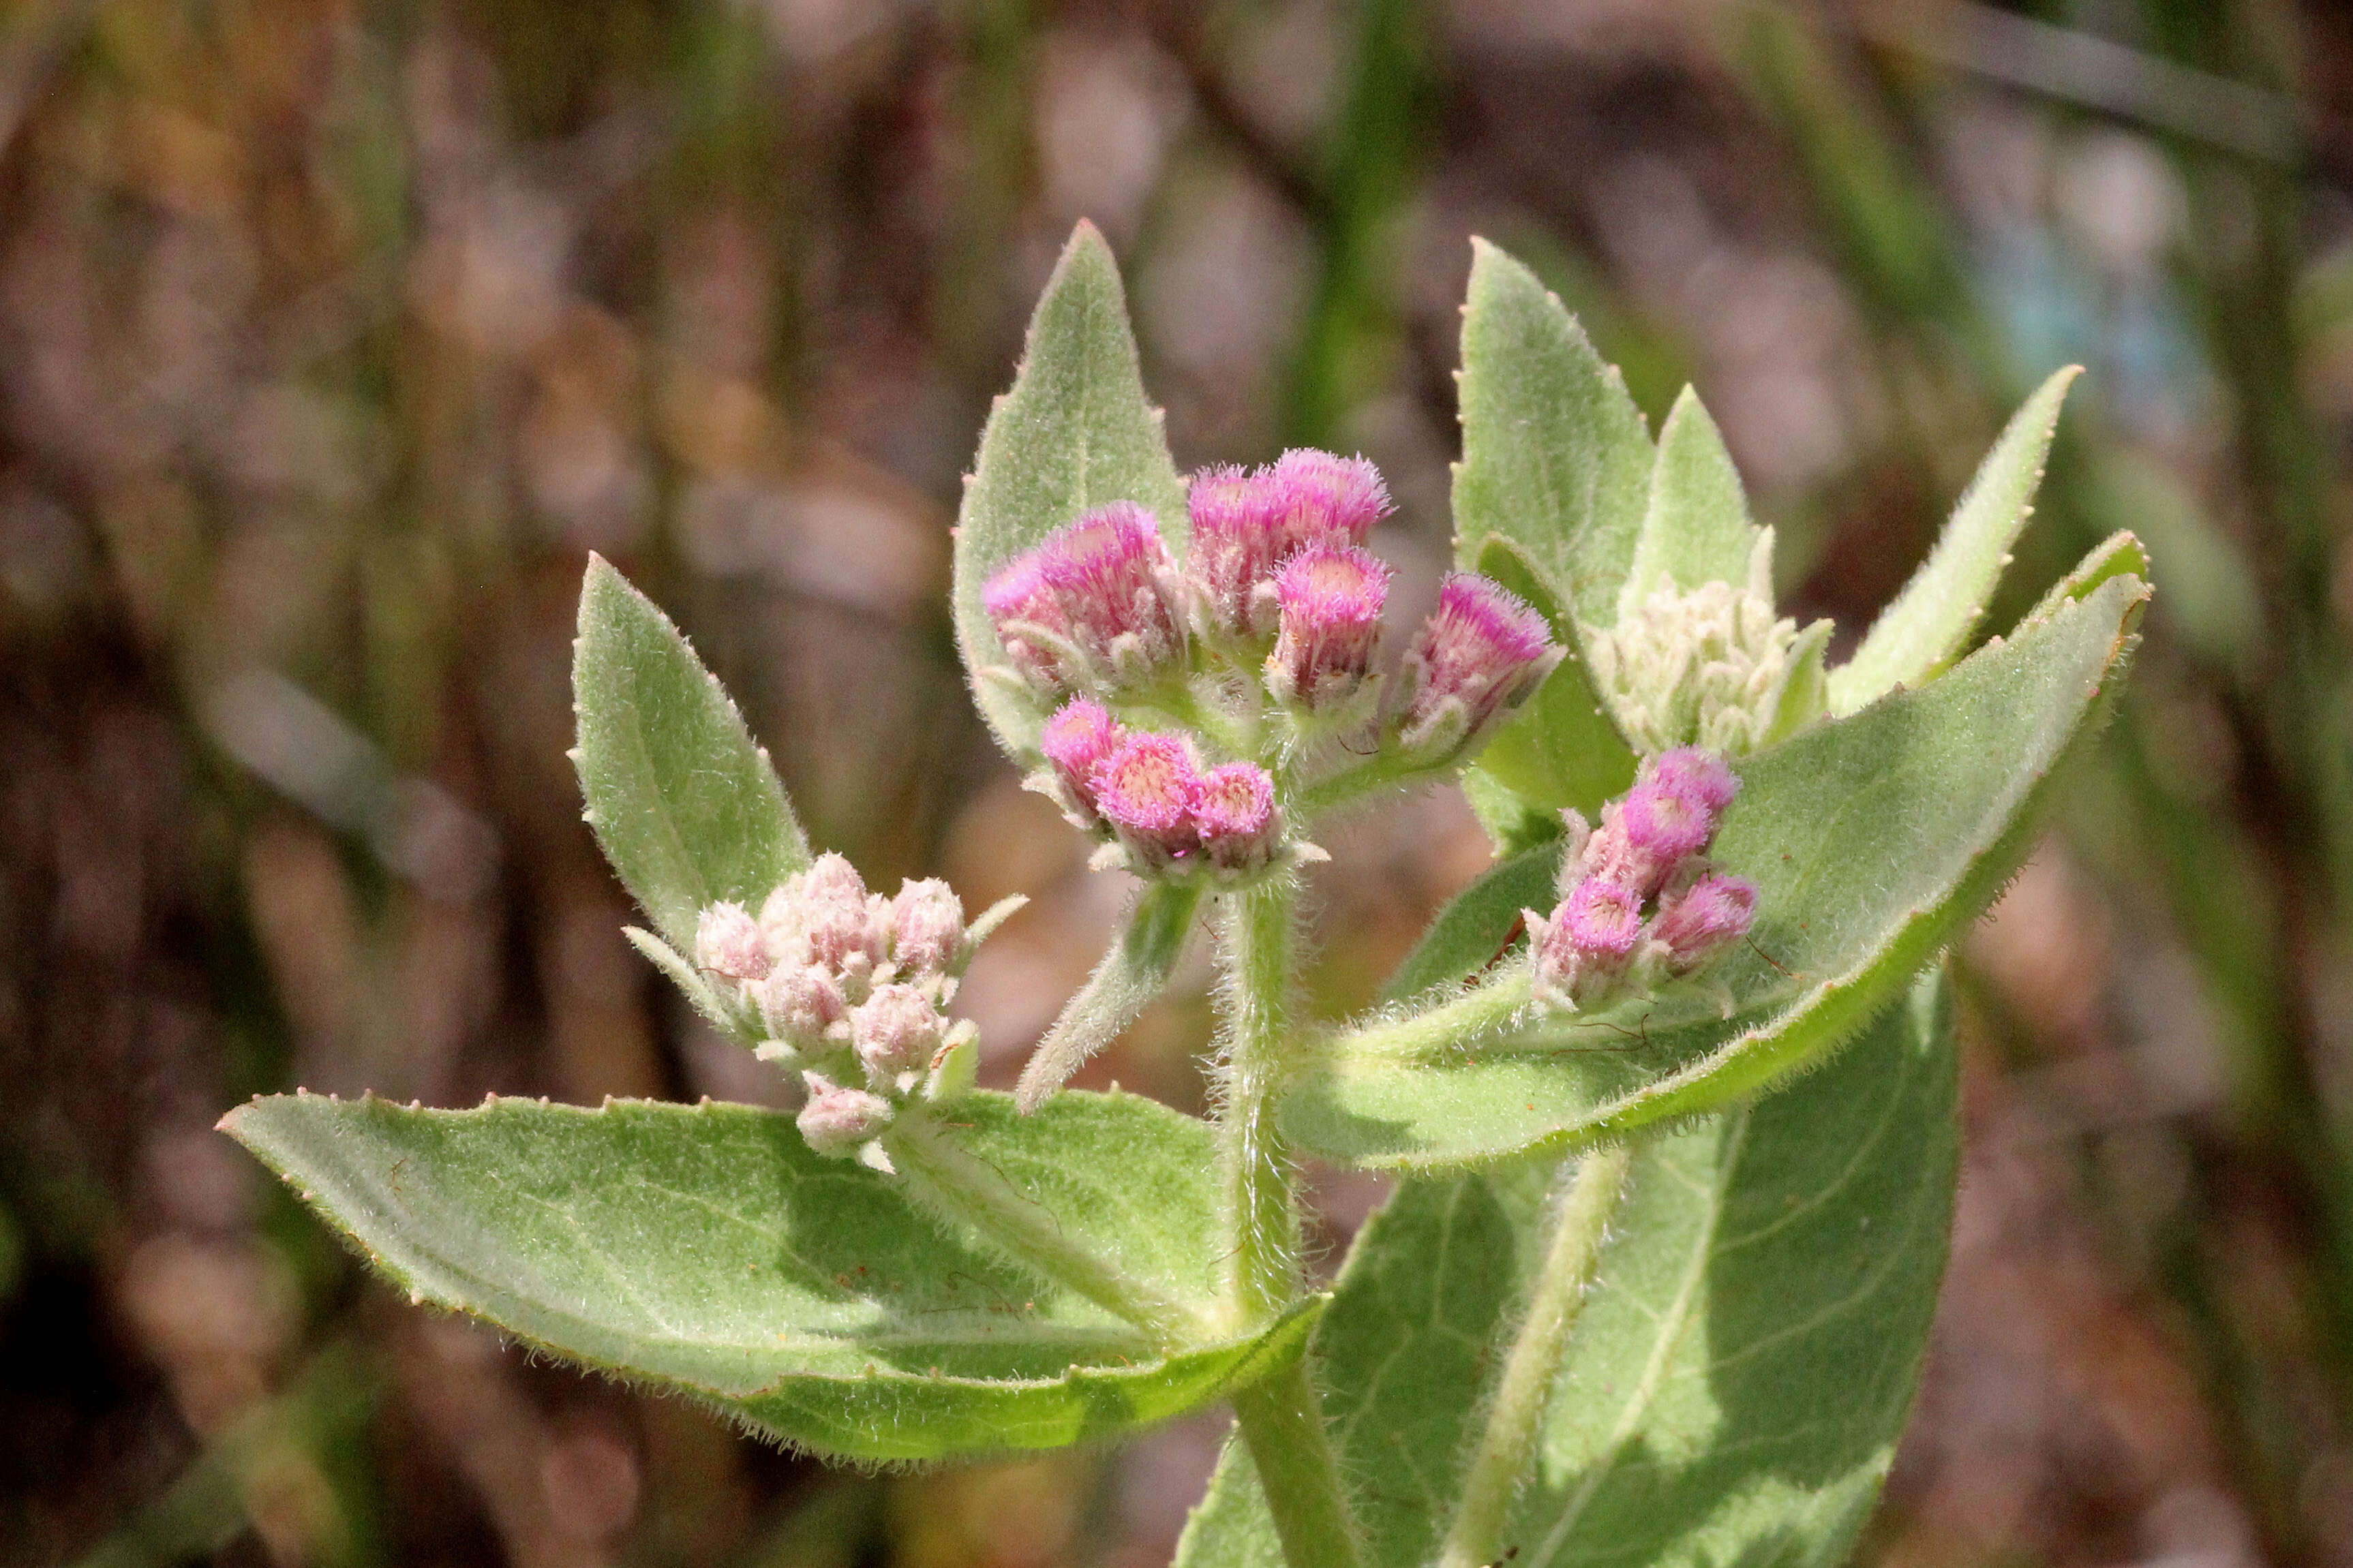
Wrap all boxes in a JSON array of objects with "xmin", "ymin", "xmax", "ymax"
[
  {"xmin": 573, "ymin": 557, "xmax": 810, "ymax": 956},
  {"xmin": 1828, "ymin": 367, "xmax": 2080, "ymax": 714}
]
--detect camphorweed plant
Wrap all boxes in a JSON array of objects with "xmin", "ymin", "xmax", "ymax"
[{"xmin": 223, "ymin": 226, "xmax": 2150, "ymax": 1568}]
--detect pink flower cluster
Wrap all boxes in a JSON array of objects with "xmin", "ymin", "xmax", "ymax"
[
  {"xmin": 1040, "ymin": 698, "xmax": 1279, "ymax": 877},
  {"xmin": 982, "ymin": 448, "xmax": 1560, "ymax": 756},
  {"xmin": 1528, "ymin": 749, "xmax": 1758, "ymax": 1011},
  {"xmin": 693, "ymin": 853, "xmax": 985, "ymax": 1158}
]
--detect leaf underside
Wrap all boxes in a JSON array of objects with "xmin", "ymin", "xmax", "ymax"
[
  {"xmin": 573, "ymin": 557, "xmax": 810, "ymax": 955},
  {"xmin": 1178, "ymin": 969, "xmax": 1958, "ymax": 1568},
  {"xmin": 224, "ymin": 1091, "xmax": 1313, "ymax": 1462},
  {"xmin": 1284, "ymin": 571, "xmax": 2146, "ymax": 1169},
  {"xmin": 952, "ymin": 221, "xmax": 1187, "ymax": 758}
]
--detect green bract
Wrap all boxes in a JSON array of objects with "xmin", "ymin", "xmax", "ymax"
[{"xmin": 224, "ymin": 226, "xmax": 2144, "ymax": 1568}]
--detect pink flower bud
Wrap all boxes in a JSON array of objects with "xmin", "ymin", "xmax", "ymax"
[
  {"xmin": 1186, "ymin": 464, "xmax": 1287, "ymax": 634},
  {"xmin": 1039, "ymin": 698, "xmax": 1126, "ymax": 825},
  {"xmin": 757, "ymin": 963, "xmax": 845, "ymax": 1048},
  {"xmin": 1618, "ymin": 780, "xmax": 1714, "ymax": 864},
  {"xmin": 695, "ymin": 902, "xmax": 770, "ymax": 981},
  {"xmin": 1266, "ymin": 543, "xmax": 1389, "ymax": 711},
  {"xmin": 1399, "ymin": 573, "xmax": 1560, "ymax": 755},
  {"xmin": 1040, "ymin": 502, "xmax": 1184, "ymax": 678},
  {"xmin": 764, "ymin": 852, "xmax": 887, "ymax": 979},
  {"xmin": 797, "ymin": 1073, "xmax": 893, "ymax": 1158},
  {"xmin": 890, "ymin": 879, "xmax": 967, "ymax": 975},
  {"xmin": 980, "ymin": 552, "xmax": 1072, "ymax": 690},
  {"xmin": 1192, "ymin": 761, "xmax": 1279, "ymax": 874},
  {"xmin": 1652, "ymin": 747, "xmax": 1740, "ymax": 816},
  {"xmin": 1090, "ymin": 731, "xmax": 1204, "ymax": 872},
  {"xmin": 1261, "ymin": 448, "xmax": 1391, "ymax": 556},
  {"xmin": 1534, "ymin": 878, "xmax": 1643, "ymax": 1006},
  {"xmin": 1184, "ymin": 452, "xmax": 1391, "ymax": 639},
  {"xmin": 851, "ymin": 982, "xmax": 944, "ymax": 1081},
  {"xmin": 1650, "ymin": 874, "xmax": 1757, "ymax": 974}
]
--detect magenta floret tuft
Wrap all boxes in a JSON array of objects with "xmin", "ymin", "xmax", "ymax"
[
  {"xmin": 1091, "ymin": 732, "xmax": 1204, "ymax": 870},
  {"xmin": 1398, "ymin": 572, "xmax": 1559, "ymax": 753},
  {"xmin": 1652, "ymin": 748, "xmax": 1740, "ymax": 815},
  {"xmin": 1651, "ymin": 874, "xmax": 1757, "ymax": 972},
  {"xmin": 1266, "ymin": 543, "xmax": 1389, "ymax": 711},
  {"xmin": 1191, "ymin": 761, "xmax": 1279, "ymax": 872}
]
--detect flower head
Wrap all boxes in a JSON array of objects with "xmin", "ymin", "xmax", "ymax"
[
  {"xmin": 1039, "ymin": 697, "xmax": 1126, "ymax": 826},
  {"xmin": 1091, "ymin": 732, "xmax": 1204, "ymax": 872},
  {"xmin": 797, "ymin": 1073, "xmax": 893, "ymax": 1158},
  {"xmin": 1192, "ymin": 761, "xmax": 1279, "ymax": 874},
  {"xmin": 1651, "ymin": 874, "xmax": 1757, "ymax": 973},
  {"xmin": 1183, "ymin": 451, "xmax": 1391, "ymax": 639},
  {"xmin": 756, "ymin": 964, "xmax": 847, "ymax": 1051},
  {"xmin": 695, "ymin": 902, "xmax": 770, "ymax": 982},
  {"xmin": 1533, "ymin": 878, "xmax": 1644, "ymax": 1007},
  {"xmin": 1397, "ymin": 573, "xmax": 1560, "ymax": 756},
  {"xmin": 1265, "ymin": 543, "xmax": 1389, "ymax": 712},
  {"xmin": 890, "ymin": 879, "xmax": 967, "ymax": 976},
  {"xmin": 852, "ymin": 982, "xmax": 945, "ymax": 1083},
  {"xmin": 982, "ymin": 502, "xmax": 1184, "ymax": 696}
]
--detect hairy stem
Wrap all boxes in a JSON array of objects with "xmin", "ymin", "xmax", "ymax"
[
  {"xmin": 1437, "ymin": 1141, "xmax": 1637, "ymax": 1568},
  {"xmin": 1218, "ymin": 874, "xmax": 1305, "ymax": 1321},
  {"xmin": 1216, "ymin": 872, "xmax": 1363, "ymax": 1568},
  {"xmin": 1234, "ymin": 1359, "xmax": 1363, "ymax": 1568},
  {"xmin": 1329, "ymin": 966, "xmax": 1536, "ymax": 1061},
  {"xmin": 885, "ymin": 1111, "xmax": 1211, "ymax": 1347},
  {"xmin": 1015, "ymin": 880, "xmax": 1203, "ymax": 1111}
]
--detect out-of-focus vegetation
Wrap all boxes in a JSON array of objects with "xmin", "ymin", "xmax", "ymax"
[{"xmin": 2, "ymin": 1, "xmax": 2350, "ymax": 1565}]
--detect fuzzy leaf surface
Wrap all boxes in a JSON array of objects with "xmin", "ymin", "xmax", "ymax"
[
  {"xmin": 1622, "ymin": 386, "xmax": 1758, "ymax": 613},
  {"xmin": 573, "ymin": 557, "xmax": 810, "ymax": 955},
  {"xmin": 223, "ymin": 1091, "xmax": 1311, "ymax": 1462},
  {"xmin": 952, "ymin": 221, "xmax": 1187, "ymax": 756},
  {"xmin": 1284, "ymin": 571, "xmax": 2146, "ymax": 1169},
  {"xmin": 1452, "ymin": 240, "xmax": 1654, "ymax": 630},
  {"xmin": 1380, "ymin": 844, "xmax": 1560, "ymax": 1007},
  {"xmin": 1179, "ymin": 972, "xmax": 1957, "ymax": 1568},
  {"xmin": 1828, "ymin": 367, "xmax": 2079, "ymax": 714}
]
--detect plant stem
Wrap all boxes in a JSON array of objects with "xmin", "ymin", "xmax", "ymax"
[
  {"xmin": 1329, "ymin": 966, "xmax": 1535, "ymax": 1061},
  {"xmin": 1218, "ymin": 874, "xmax": 1304, "ymax": 1321},
  {"xmin": 884, "ymin": 1111, "xmax": 1212, "ymax": 1347},
  {"xmin": 1234, "ymin": 1359, "xmax": 1363, "ymax": 1568},
  {"xmin": 1216, "ymin": 872, "xmax": 1364, "ymax": 1568},
  {"xmin": 1436, "ymin": 1140, "xmax": 1637, "ymax": 1568}
]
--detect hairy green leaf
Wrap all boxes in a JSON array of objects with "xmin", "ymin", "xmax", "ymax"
[
  {"xmin": 1179, "ymin": 972, "xmax": 1957, "ymax": 1568},
  {"xmin": 1285, "ymin": 570, "xmax": 2146, "ymax": 1169},
  {"xmin": 573, "ymin": 557, "xmax": 810, "ymax": 955},
  {"xmin": 1016, "ymin": 881, "xmax": 1204, "ymax": 1110},
  {"xmin": 952, "ymin": 221, "xmax": 1187, "ymax": 757},
  {"xmin": 1622, "ymin": 386, "xmax": 1758, "ymax": 615},
  {"xmin": 1463, "ymin": 536, "xmax": 1639, "ymax": 826},
  {"xmin": 1828, "ymin": 367, "xmax": 2080, "ymax": 714},
  {"xmin": 1453, "ymin": 240, "xmax": 1654, "ymax": 630},
  {"xmin": 1380, "ymin": 843, "xmax": 1560, "ymax": 1007},
  {"xmin": 223, "ymin": 1091, "xmax": 1314, "ymax": 1462},
  {"xmin": 2020, "ymin": 528, "xmax": 2147, "ymax": 629}
]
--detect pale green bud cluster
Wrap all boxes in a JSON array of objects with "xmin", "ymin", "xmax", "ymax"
[{"xmin": 1587, "ymin": 533, "xmax": 1830, "ymax": 757}]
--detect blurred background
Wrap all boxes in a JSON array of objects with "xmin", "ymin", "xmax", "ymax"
[{"xmin": 3, "ymin": 0, "xmax": 2352, "ymax": 1563}]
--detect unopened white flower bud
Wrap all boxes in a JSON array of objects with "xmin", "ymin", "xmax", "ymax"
[
  {"xmin": 757, "ymin": 964, "xmax": 844, "ymax": 1049},
  {"xmin": 891, "ymin": 879, "xmax": 968, "ymax": 975},
  {"xmin": 852, "ymin": 983, "xmax": 945, "ymax": 1083},
  {"xmin": 796, "ymin": 1073, "xmax": 892, "ymax": 1158},
  {"xmin": 695, "ymin": 902, "xmax": 770, "ymax": 981}
]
